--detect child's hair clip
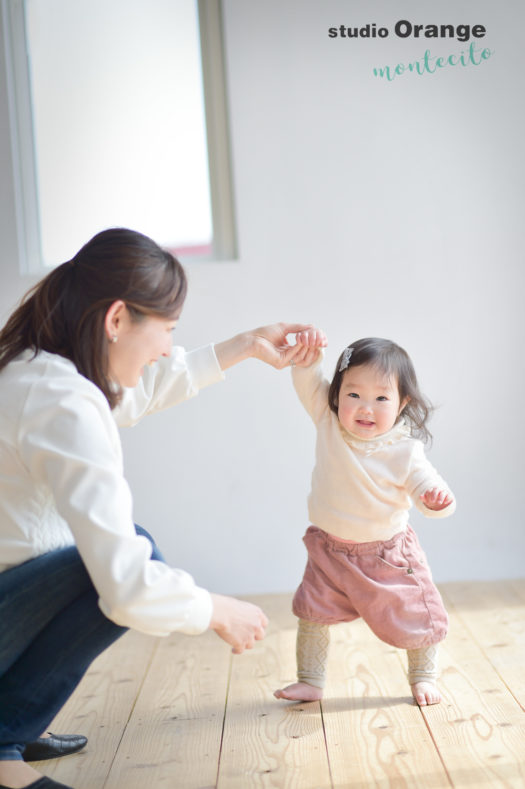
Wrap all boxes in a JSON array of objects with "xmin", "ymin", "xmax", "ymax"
[{"xmin": 339, "ymin": 346, "xmax": 353, "ymax": 372}]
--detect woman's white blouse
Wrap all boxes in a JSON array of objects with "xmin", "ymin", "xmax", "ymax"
[{"xmin": 0, "ymin": 346, "xmax": 225, "ymax": 636}]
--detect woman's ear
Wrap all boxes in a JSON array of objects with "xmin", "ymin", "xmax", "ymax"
[{"xmin": 104, "ymin": 300, "xmax": 126, "ymax": 341}]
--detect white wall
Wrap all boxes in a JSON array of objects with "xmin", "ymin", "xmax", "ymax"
[{"xmin": 1, "ymin": 0, "xmax": 523, "ymax": 594}]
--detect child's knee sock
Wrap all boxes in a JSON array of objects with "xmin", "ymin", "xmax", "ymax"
[
  {"xmin": 407, "ymin": 643, "xmax": 440, "ymax": 685},
  {"xmin": 296, "ymin": 619, "xmax": 330, "ymax": 689}
]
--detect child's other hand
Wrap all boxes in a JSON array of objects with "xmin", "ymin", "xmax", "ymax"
[
  {"xmin": 420, "ymin": 488, "xmax": 454, "ymax": 511},
  {"xmin": 292, "ymin": 326, "xmax": 327, "ymax": 368}
]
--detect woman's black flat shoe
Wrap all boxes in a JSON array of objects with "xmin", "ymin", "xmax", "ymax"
[
  {"xmin": 23, "ymin": 732, "xmax": 87, "ymax": 762},
  {"xmin": 0, "ymin": 777, "xmax": 74, "ymax": 788}
]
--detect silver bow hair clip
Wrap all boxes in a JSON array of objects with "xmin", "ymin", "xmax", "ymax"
[{"xmin": 339, "ymin": 346, "xmax": 353, "ymax": 372}]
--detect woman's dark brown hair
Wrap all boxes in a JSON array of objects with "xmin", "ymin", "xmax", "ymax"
[
  {"xmin": 0, "ymin": 228, "xmax": 187, "ymax": 408},
  {"xmin": 328, "ymin": 337, "xmax": 434, "ymax": 443}
]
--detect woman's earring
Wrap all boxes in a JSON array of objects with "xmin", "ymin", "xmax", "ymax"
[{"xmin": 110, "ymin": 335, "xmax": 118, "ymax": 343}]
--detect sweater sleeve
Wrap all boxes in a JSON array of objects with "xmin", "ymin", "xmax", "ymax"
[
  {"xmin": 291, "ymin": 351, "xmax": 330, "ymax": 424},
  {"xmin": 113, "ymin": 344, "xmax": 225, "ymax": 427},
  {"xmin": 17, "ymin": 369, "xmax": 213, "ymax": 637},
  {"xmin": 406, "ymin": 441, "xmax": 456, "ymax": 519}
]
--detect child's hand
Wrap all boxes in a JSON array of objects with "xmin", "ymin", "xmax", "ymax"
[
  {"xmin": 292, "ymin": 326, "xmax": 328, "ymax": 368},
  {"xmin": 420, "ymin": 488, "xmax": 454, "ymax": 511}
]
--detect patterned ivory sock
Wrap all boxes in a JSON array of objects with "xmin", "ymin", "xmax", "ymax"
[
  {"xmin": 296, "ymin": 618, "xmax": 330, "ymax": 689},
  {"xmin": 407, "ymin": 643, "xmax": 440, "ymax": 685}
]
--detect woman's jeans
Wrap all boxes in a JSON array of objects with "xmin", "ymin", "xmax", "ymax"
[{"xmin": 0, "ymin": 526, "xmax": 163, "ymax": 761}]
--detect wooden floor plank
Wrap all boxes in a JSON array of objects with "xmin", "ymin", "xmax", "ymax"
[
  {"xmin": 509, "ymin": 578, "xmax": 525, "ymax": 601},
  {"xmin": 321, "ymin": 619, "xmax": 451, "ymax": 788},
  {"xmin": 417, "ymin": 597, "xmax": 525, "ymax": 788},
  {"xmin": 217, "ymin": 594, "xmax": 332, "ymax": 789},
  {"xmin": 37, "ymin": 630, "xmax": 159, "ymax": 789},
  {"xmin": 104, "ymin": 629, "xmax": 231, "ymax": 789},
  {"xmin": 442, "ymin": 581, "xmax": 525, "ymax": 712}
]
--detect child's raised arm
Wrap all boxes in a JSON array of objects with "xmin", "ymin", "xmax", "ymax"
[{"xmin": 290, "ymin": 328, "xmax": 329, "ymax": 424}]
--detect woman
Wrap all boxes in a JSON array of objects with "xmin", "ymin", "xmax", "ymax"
[{"xmin": 0, "ymin": 228, "xmax": 323, "ymax": 789}]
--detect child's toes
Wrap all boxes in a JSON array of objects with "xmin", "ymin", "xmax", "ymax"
[{"xmin": 411, "ymin": 681, "xmax": 441, "ymax": 706}]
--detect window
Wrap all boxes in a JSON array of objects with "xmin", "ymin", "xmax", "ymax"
[{"xmin": 3, "ymin": 0, "xmax": 236, "ymax": 271}]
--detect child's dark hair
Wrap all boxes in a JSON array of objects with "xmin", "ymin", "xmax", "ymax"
[{"xmin": 328, "ymin": 337, "xmax": 434, "ymax": 443}]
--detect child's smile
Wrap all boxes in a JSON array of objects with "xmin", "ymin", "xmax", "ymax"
[{"xmin": 356, "ymin": 418, "xmax": 375, "ymax": 428}]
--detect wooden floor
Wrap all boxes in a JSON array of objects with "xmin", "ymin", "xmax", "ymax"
[{"xmin": 39, "ymin": 581, "xmax": 525, "ymax": 788}]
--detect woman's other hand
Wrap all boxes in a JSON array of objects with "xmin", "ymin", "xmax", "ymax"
[{"xmin": 209, "ymin": 593, "xmax": 269, "ymax": 654}]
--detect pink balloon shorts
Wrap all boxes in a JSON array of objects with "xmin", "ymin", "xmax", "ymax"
[{"xmin": 292, "ymin": 525, "xmax": 448, "ymax": 650}]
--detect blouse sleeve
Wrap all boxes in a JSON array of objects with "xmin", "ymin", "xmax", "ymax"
[
  {"xmin": 406, "ymin": 441, "xmax": 456, "ymax": 519},
  {"xmin": 17, "ymin": 368, "xmax": 213, "ymax": 637},
  {"xmin": 291, "ymin": 351, "xmax": 330, "ymax": 424},
  {"xmin": 113, "ymin": 344, "xmax": 225, "ymax": 427}
]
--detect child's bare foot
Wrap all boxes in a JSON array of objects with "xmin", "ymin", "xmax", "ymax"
[
  {"xmin": 274, "ymin": 682, "xmax": 323, "ymax": 701},
  {"xmin": 411, "ymin": 680, "xmax": 441, "ymax": 706}
]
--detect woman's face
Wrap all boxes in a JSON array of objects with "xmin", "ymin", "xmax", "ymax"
[{"xmin": 107, "ymin": 304, "xmax": 179, "ymax": 387}]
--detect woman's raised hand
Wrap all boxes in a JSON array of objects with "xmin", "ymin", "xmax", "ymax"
[
  {"xmin": 251, "ymin": 323, "xmax": 327, "ymax": 369},
  {"xmin": 214, "ymin": 323, "xmax": 327, "ymax": 371},
  {"xmin": 209, "ymin": 594, "xmax": 269, "ymax": 654},
  {"xmin": 251, "ymin": 323, "xmax": 326, "ymax": 369}
]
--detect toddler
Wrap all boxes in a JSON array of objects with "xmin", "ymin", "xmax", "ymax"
[{"xmin": 275, "ymin": 335, "xmax": 455, "ymax": 706}]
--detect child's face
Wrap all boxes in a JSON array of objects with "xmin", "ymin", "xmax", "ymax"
[{"xmin": 337, "ymin": 363, "xmax": 407, "ymax": 438}]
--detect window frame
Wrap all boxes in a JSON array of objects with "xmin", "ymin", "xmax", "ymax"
[{"xmin": 2, "ymin": 0, "xmax": 236, "ymax": 273}]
